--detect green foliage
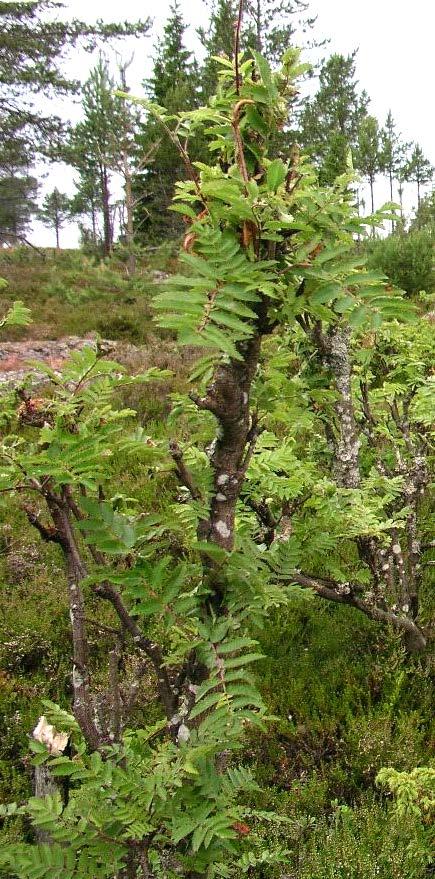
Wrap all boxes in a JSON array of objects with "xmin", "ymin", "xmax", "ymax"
[
  {"xmin": 0, "ymin": 297, "xmax": 31, "ymax": 329},
  {"xmin": 365, "ymin": 228, "xmax": 434, "ymax": 295},
  {"xmin": 0, "ymin": 175, "xmax": 38, "ymax": 245},
  {"xmin": 0, "ymin": 32, "xmax": 433, "ymax": 879},
  {"xmin": 377, "ymin": 765, "xmax": 435, "ymax": 819},
  {"xmin": 296, "ymin": 795, "xmax": 431, "ymax": 878},
  {"xmin": 38, "ymin": 188, "xmax": 71, "ymax": 248},
  {"xmin": 405, "ymin": 144, "xmax": 433, "ymax": 206},
  {"xmin": 299, "ymin": 52, "xmax": 369, "ymax": 184},
  {"xmin": 133, "ymin": 1, "xmax": 200, "ymax": 243},
  {"xmin": 0, "ymin": 0, "xmax": 151, "ymax": 164}
]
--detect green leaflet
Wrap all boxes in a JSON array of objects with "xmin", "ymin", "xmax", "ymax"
[{"xmin": 267, "ymin": 159, "xmax": 288, "ymax": 192}]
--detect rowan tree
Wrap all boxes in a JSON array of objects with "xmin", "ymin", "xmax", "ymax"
[{"xmin": 0, "ymin": 13, "xmax": 433, "ymax": 879}]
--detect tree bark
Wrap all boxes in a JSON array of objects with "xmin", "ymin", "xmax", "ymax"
[
  {"xmin": 123, "ymin": 155, "xmax": 136, "ymax": 277},
  {"xmin": 100, "ymin": 164, "xmax": 112, "ymax": 257}
]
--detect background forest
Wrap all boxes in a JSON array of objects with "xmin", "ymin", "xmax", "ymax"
[{"xmin": 0, "ymin": 2, "xmax": 434, "ymax": 878}]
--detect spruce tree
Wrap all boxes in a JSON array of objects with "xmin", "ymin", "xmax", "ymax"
[
  {"xmin": 244, "ymin": 0, "xmax": 320, "ymax": 64},
  {"xmin": 299, "ymin": 52, "xmax": 369, "ymax": 184},
  {"xmin": 198, "ymin": 0, "xmax": 237, "ymax": 100},
  {"xmin": 199, "ymin": 0, "xmax": 320, "ymax": 98},
  {"xmin": 133, "ymin": 2, "xmax": 199, "ymax": 242}
]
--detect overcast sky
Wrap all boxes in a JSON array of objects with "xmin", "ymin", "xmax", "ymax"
[{"xmin": 34, "ymin": 0, "xmax": 435, "ymax": 246}]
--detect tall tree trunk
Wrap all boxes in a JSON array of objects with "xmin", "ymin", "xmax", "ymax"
[
  {"xmin": 256, "ymin": 0, "xmax": 262, "ymax": 51},
  {"xmin": 91, "ymin": 198, "xmax": 97, "ymax": 246},
  {"xmin": 123, "ymin": 155, "xmax": 136, "ymax": 277},
  {"xmin": 370, "ymin": 176, "xmax": 375, "ymax": 237},
  {"xmin": 100, "ymin": 165, "xmax": 112, "ymax": 257},
  {"xmin": 389, "ymin": 168, "xmax": 394, "ymax": 232}
]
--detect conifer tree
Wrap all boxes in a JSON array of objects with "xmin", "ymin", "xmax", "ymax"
[
  {"xmin": 380, "ymin": 111, "xmax": 406, "ymax": 204},
  {"xmin": 39, "ymin": 187, "xmax": 70, "ymax": 249},
  {"xmin": 380, "ymin": 111, "xmax": 409, "ymax": 230},
  {"xmin": 405, "ymin": 143, "xmax": 433, "ymax": 208},
  {"xmin": 0, "ymin": 174, "xmax": 38, "ymax": 245},
  {"xmin": 68, "ymin": 161, "xmax": 103, "ymax": 251},
  {"xmin": 244, "ymin": 0, "xmax": 319, "ymax": 63},
  {"xmin": 299, "ymin": 52, "xmax": 369, "ymax": 184},
  {"xmin": 133, "ymin": 2, "xmax": 199, "ymax": 242},
  {"xmin": 356, "ymin": 115, "xmax": 382, "ymax": 228},
  {"xmin": 198, "ymin": 0, "xmax": 237, "ymax": 100},
  {"xmin": 0, "ymin": 1, "xmax": 151, "ymax": 167},
  {"xmin": 68, "ymin": 58, "xmax": 134, "ymax": 256},
  {"xmin": 199, "ymin": 0, "xmax": 320, "ymax": 98}
]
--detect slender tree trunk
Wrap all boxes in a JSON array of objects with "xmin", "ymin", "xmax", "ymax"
[
  {"xmin": 91, "ymin": 199, "xmax": 97, "ymax": 246},
  {"xmin": 256, "ymin": 0, "xmax": 262, "ymax": 51},
  {"xmin": 389, "ymin": 169, "xmax": 394, "ymax": 232},
  {"xmin": 369, "ymin": 176, "xmax": 375, "ymax": 237},
  {"xmin": 123, "ymin": 156, "xmax": 136, "ymax": 277},
  {"xmin": 308, "ymin": 322, "xmax": 427, "ymax": 653},
  {"xmin": 100, "ymin": 165, "xmax": 112, "ymax": 257},
  {"xmin": 398, "ymin": 181, "xmax": 404, "ymax": 220},
  {"xmin": 55, "ymin": 221, "xmax": 60, "ymax": 251},
  {"xmin": 46, "ymin": 498, "xmax": 102, "ymax": 750}
]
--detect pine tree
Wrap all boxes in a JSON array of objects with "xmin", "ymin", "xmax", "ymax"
[
  {"xmin": 356, "ymin": 115, "xmax": 382, "ymax": 227},
  {"xmin": 133, "ymin": 2, "xmax": 199, "ymax": 242},
  {"xmin": 410, "ymin": 189, "xmax": 435, "ymax": 231},
  {"xmin": 299, "ymin": 52, "xmax": 369, "ymax": 184},
  {"xmin": 68, "ymin": 58, "xmax": 132, "ymax": 256},
  {"xmin": 69, "ymin": 163, "xmax": 103, "ymax": 251},
  {"xmin": 0, "ymin": 1, "xmax": 151, "ymax": 167},
  {"xmin": 379, "ymin": 111, "xmax": 409, "ymax": 230},
  {"xmin": 39, "ymin": 187, "xmax": 70, "ymax": 249},
  {"xmin": 405, "ymin": 143, "xmax": 433, "ymax": 208},
  {"xmin": 0, "ymin": 174, "xmax": 38, "ymax": 244}
]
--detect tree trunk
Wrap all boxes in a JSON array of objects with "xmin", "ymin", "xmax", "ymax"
[
  {"xmin": 256, "ymin": 0, "xmax": 262, "ymax": 51},
  {"xmin": 307, "ymin": 322, "xmax": 427, "ymax": 653},
  {"xmin": 369, "ymin": 176, "xmax": 375, "ymax": 236},
  {"xmin": 124, "ymin": 156, "xmax": 136, "ymax": 277},
  {"xmin": 389, "ymin": 169, "xmax": 394, "ymax": 232},
  {"xmin": 194, "ymin": 332, "xmax": 262, "ymax": 610},
  {"xmin": 46, "ymin": 497, "xmax": 102, "ymax": 750},
  {"xmin": 100, "ymin": 165, "xmax": 112, "ymax": 257}
]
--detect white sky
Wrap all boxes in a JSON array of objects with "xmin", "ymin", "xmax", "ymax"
[{"xmin": 32, "ymin": 0, "xmax": 435, "ymax": 246}]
